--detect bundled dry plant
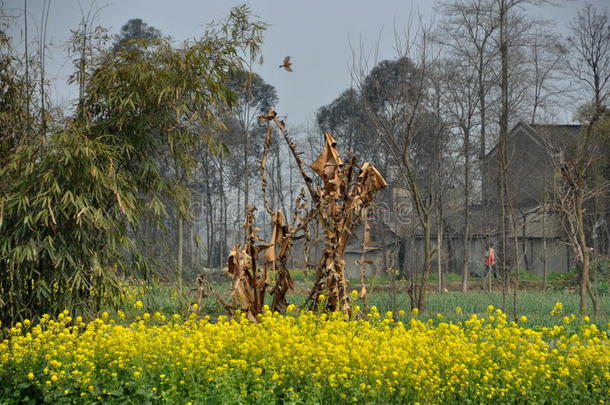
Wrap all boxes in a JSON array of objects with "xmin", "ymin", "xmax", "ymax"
[{"xmin": 225, "ymin": 109, "xmax": 386, "ymax": 318}]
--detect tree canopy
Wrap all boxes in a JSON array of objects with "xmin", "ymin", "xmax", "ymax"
[
  {"xmin": 0, "ymin": 6, "xmax": 266, "ymax": 325},
  {"xmin": 112, "ymin": 18, "xmax": 162, "ymax": 52}
]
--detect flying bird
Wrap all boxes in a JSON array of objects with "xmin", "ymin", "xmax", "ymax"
[{"xmin": 279, "ymin": 56, "xmax": 293, "ymax": 72}]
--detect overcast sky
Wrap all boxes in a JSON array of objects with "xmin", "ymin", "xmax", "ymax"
[{"xmin": 3, "ymin": 0, "xmax": 609, "ymax": 127}]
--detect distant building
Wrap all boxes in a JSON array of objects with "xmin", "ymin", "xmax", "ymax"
[
  {"xmin": 363, "ymin": 122, "xmax": 574, "ymax": 280},
  {"xmin": 482, "ymin": 122, "xmax": 582, "ymax": 210},
  {"xmin": 478, "ymin": 121, "xmax": 579, "ymax": 275},
  {"xmin": 299, "ymin": 122, "xmax": 577, "ymax": 281}
]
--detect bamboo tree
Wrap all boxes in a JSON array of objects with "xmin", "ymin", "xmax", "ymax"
[{"xmin": 0, "ymin": 6, "xmax": 266, "ymax": 326}]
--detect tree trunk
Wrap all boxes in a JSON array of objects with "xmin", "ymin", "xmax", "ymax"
[
  {"xmin": 219, "ymin": 157, "xmax": 228, "ymax": 267},
  {"xmin": 444, "ymin": 226, "xmax": 454, "ymax": 284},
  {"xmin": 243, "ymin": 121, "xmax": 250, "ymax": 243},
  {"xmin": 208, "ymin": 189, "xmax": 215, "ymax": 267},
  {"xmin": 190, "ymin": 222, "xmax": 195, "ymax": 270},
  {"xmin": 437, "ymin": 218, "xmax": 443, "ymax": 293},
  {"xmin": 462, "ymin": 127, "xmax": 471, "ymax": 292},
  {"xmin": 576, "ymin": 189, "xmax": 599, "ymax": 315},
  {"xmin": 498, "ymin": 0, "xmax": 511, "ymax": 311},
  {"xmin": 478, "ymin": 54, "xmax": 487, "ymax": 165},
  {"xmin": 39, "ymin": 1, "xmax": 50, "ymax": 138},
  {"xmin": 24, "ymin": 0, "xmax": 30, "ymax": 129},
  {"xmin": 511, "ymin": 209, "xmax": 520, "ymax": 319},
  {"xmin": 417, "ymin": 219, "xmax": 433, "ymax": 311},
  {"xmin": 177, "ymin": 215, "xmax": 183, "ymax": 293},
  {"xmin": 203, "ymin": 153, "xmax": 213, "ymax": 268},
  {"xmin": 542, "ymin": 201, "xmax": 547, "ymax": 290},
  {"xmin": 237, "ymin": 181, "xmax": 241, "ymax": 244}
]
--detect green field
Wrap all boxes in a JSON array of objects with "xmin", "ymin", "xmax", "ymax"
[{"xmin": 119, "ymin": 273, "xmax": 609, "ymax": 328}]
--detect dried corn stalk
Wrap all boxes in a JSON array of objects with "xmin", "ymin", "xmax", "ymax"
[
  {"xmin": 225, "ymin": 120, "xmax": 313, "ymax": 318},
  {"xmin": 356, "ymin": 207, "xmax": 373, "ymax": 306},
  {"xmin": 227, "ymin": 109, "xmax": 386, "ymax": 317},
  {"xmin": 193, "ymin": 273, "xmax": 232, "ymax": 315},
  {"xmin": 226, "ymin": 205, "xmax": 265, "ymax": 321},
  {"xmin": 304, "ymin": 134, "xmax": 387, "ymax": 312},
  {"xmin": 265, "ymin": 111, "xmax": 386, "ymax": 313},
  {"xmin": 259, "ymin": 125, "xmax": 304, "ymax": 312}
]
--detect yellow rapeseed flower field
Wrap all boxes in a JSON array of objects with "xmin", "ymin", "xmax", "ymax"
[{"xmin": 1, "ymin": 307, "xmax": 609, "ymax": 404}]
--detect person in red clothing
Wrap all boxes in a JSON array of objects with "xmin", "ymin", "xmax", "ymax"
[{"xmin": 485, "ymin": 244, "xmax": 497, "ymax": 279}]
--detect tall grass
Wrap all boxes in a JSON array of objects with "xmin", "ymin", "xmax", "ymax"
[{"xmin": 108, "ymin": 279, "xmax": 609, "ymax": 327}]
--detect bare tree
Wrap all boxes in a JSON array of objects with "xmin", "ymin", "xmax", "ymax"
[
  {"xmin": 494, "ymin": 0, "xmax": 550, "ymax": 316},
  {"xmin": 529, "ymin": 28, "xmax": 566, "ymax": 123},
  {"xmin": 569, "ymin": 5, "xmax": 610, "ymax": 260},
  {"xmin": 437, "ymin": 1, "xmax": 531, "ymax": 307},
  {"xmin": 567, "ymin": 4, "xmax": 610, "ymax": 119},
  {"xmin": 543, "ymin": 123, "xmax": 607, "ymax": 316},
  {"xmin": 427, "ymin": 62, "xmax": 459, "ymax": 294},
  {"xmin": 437, "ymin": 0, "xmax": 498, "ymax": 165},
  {"xmin": 351, "ymin": 17, "xmax": 446, "ymax": 310},
  {"xmin": 227, "ymin": 70, "xmax": 277, "ymax": 242},
  {"xmin": 543, "ymin": 3, "xmax": 610, "ymax": 316},
  {"xmin": 441, "ymin": 58, "xmax": 479, "ymax": 291}
]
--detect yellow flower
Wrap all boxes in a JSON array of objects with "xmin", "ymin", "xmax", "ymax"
[
  {"xmin": 411, "ymin": 308, "xmax": 419, "ymax": 315},
  {"xmin": 550, "ymin": 302, "xmax": 563, "ymax": 315},
  {"xmin": 135, "ymin": 300, "xmax": 143, "ymax": 309},
  {"xmin": 3, "ymin": 299, "xmax": 609, "ymax": 404}
]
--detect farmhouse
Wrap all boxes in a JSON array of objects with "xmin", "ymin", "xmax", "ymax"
[{"xmin": 341, "ymin": 121, "xmax": 578, "ymax": 280}]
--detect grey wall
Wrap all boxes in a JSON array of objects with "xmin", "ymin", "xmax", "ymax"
[
  {"xmin": 483, "ymin": 124, "xmax": 553, "ymax": 211},
  {"xmin": 291, "ymin": 233, "xmax": 570, "ymax": 280},
  {"xmin": 345, "ymin": 249, "xmax": 395, "ymax": 280},
  {"xmin": 398, "ymin": 235, "xmax": 570, "ymax": 279}
]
